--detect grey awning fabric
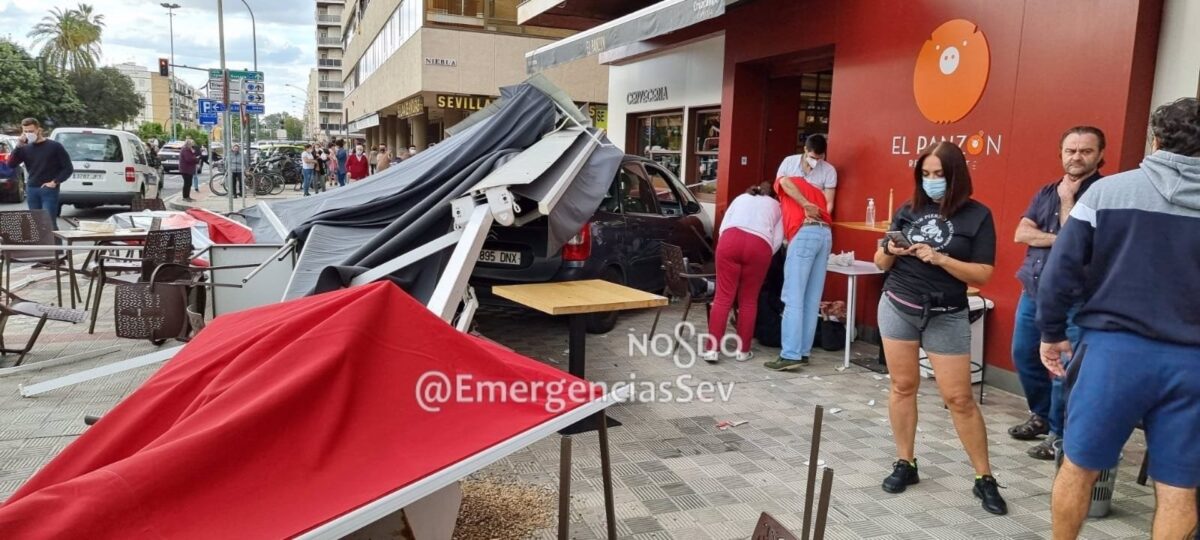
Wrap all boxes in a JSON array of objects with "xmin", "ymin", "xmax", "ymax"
[
  {"xmin": 242, "ymin": 79, "xmax": 623, "ymax": 303},
  {"xmin": 525, "ymin": 0, "xmax": 725, "ymax": 73}
]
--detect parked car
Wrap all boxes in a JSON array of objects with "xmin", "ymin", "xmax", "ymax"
[
  {"xmin": 157, "ymin": 141, "xmax": 183, "ymax": 173},
  {"xmin": 472, "ymin": 156, "xmax": 714, "ymax": 333},
  {"xmin": 49, "ymin": 128, "xmax": 158, "ymax": 209},
  {"xmin": 0, "ymin": 135, "xmax": 25, "ymax": 203}
]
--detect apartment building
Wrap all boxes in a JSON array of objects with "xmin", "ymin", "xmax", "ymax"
[
  {"xmin": 112, "ymin": 62, "xmax": 156, "ymax": 130},
  {"xmin": 150, "ymin": 72, "xmax": 198, "ymax": 133},
  {"xmin": 316, "ymin": 0, "xmax": 349, "ymax": 139},
  {"xmin": 340, "ymin": 0, "xmax": 608, "ymax": 152}
]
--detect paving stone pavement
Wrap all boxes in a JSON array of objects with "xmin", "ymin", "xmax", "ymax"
[{"xmin": 0, "ymin": 268, "xmax": 1156, "ymax": 538}]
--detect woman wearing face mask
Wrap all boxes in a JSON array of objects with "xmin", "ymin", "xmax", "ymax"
[
  {"xmin": 346, "ymin": 145, "xmax": 369, "ymax": 181},
  {"xmin": 873, "ymin": 141, "xmax": 1005, "ymax": 515}
]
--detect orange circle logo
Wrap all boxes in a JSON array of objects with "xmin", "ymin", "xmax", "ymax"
[{"xmin": 913, "ymin": 19, "xmax": 991, "ymax": 124}]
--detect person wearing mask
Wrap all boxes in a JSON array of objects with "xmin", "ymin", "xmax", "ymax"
[
  {"xmin": 347, "ymin": 145, "xmax": 369, "ymax": 181},
  {"xmin": 325, "ymin": 145, "xmax": 340, "ymax": 189},
  {"xmin": 368, "ymin": 146, "xmax": 379, "ymax": 175},
  {"xmin": 777, "ymin": 134, "xmax": 838, "ymax": 213},
  {"xmin": 1039, "ymin": 98, "xmax": 1200, "ymax": 540},
  {"xmin": 874, "ymin": 141, "xmax": 1004, "ymax": 515},
  {"xmin": 227, "ymin": 143, "xmax": 246, "ymax": 198},
  {"xmin": 6, "ymin": 118, "xmax": 73, "ymax": 225},
  {"xmin": 764, "ymin": 173, "xmax": 832, "ymax": 371},
  {"xmin": 408, "ymin": 145, "xmax": 418, "ymax": 157},
  {"xmin": 334, "ymin": 140, "xmax": 348, "ymax": 187},
  {"xmin": 300, "ymin": 143, "xmax": 316, "ymax": 196},
  {"xmin": 699, "ymin": 182, "xmax": 784, "ymax": 363},
  {"xmin": 178, "ymin": 138, "xmax": 199, "ymax": 202},
  {"xmin": 314, "ymin": 145, "xmax": 329, "ymax": 193},
  {"xmin": 1008, "ymin": 126, "xmax": 1106, "ymax": 460},
  {"xmin": 376, "ymin": 144, "xmax": 393, "ymax": 173}
]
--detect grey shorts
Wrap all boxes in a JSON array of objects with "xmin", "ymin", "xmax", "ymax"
[{"xmin": 877, "ymin": 295, "xmax": 971, "ymax": 355}]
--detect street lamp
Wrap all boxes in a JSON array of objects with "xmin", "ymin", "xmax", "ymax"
[{"xmin": 161, "ymin": 3, "xmax": 181, "ymax": 141}]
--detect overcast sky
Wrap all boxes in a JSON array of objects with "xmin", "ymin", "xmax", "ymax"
[{"xmin": 0, "ymin": 0, "xmax": 316, "ymax": 117}]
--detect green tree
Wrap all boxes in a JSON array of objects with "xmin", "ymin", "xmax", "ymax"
[
  {"xmin": 28, "ymin": 4, "xmax": 106, "ymax": 73},
  {"xmin": 63, "ymin": 67, "xmax": 144, "ymax": 127},
  {"xmin": 260, "ymin": 112, "xmax": 304, "ymax": 141},
  {"xmin": 138, "ymin": 121, "xmax": 167, "ymax": 142},
  {"xmin": 0, "ymin": 40, "xmax": 83, "ymax": 127},
  {"xmin": 180, "ymin": 127, "xmax": 208, "ymax": 148}
]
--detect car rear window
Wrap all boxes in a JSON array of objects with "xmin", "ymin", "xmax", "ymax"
[{"xmin": 56, "ymin": 133, "xmax": 124, "ymax": 162}]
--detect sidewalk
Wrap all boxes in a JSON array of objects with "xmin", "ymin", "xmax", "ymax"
[{"xmin": 162, "ymin": 177, "xmax": 310, "ymax": 214}]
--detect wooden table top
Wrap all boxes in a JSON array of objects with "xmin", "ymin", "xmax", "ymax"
[
  {"xmin": 54, "ymin": 230, "xmax": 149, "ymax": 242},
  {"xmin": 492, "ymin": 280, "xmax": 668, "ymax": 316},
  {"xmin": 834, "ymin": 221, "xmax": 890, "ymax": 234}
]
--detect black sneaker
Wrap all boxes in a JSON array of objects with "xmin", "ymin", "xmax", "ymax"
[
  {"xmin": 881, "ymin": 459, "xmax": 919, "ymax": 493},
  {"xmin": 973, "ymin": 475, "xmax": 1008, "ymax": 515},
  {"xmin": 799, "ymin": 356, "xmax": 810, "ymax": 366},
  {"xmin": 1008, "ymin": 413, "xmax": 1049, "ymax": 441}
]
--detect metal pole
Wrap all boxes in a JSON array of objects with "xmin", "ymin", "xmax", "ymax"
[
  {"xmin": 218, "ymin": 0, "xmax": 233, "ymax": 213},
  {"xmin": 240, "ymin": 0, "xmax": 257, "ymax": 145},
  {"xmin": 167, "ymin": 7, "xmax": 176, "ymax": 140}
]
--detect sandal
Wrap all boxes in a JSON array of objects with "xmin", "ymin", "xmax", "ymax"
[{"xmin": 1008, "ymin": 413, "xmax": 1049, "ymax": 441}]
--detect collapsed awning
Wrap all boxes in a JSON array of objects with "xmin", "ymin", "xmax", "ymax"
[
  {"xmin": 525, "ymin": 0, "xmax": 725, "ymax": 73},
  {"xmin": 0, "ymin": 282, "xmax": 604, "ymax": 538}
]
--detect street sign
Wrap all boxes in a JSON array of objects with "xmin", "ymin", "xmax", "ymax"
[
  {"xmin": 197, "ymin": 99, "xmax": 219, "ymax": 126},
  {"xmin": 208, "ymin": 69, "xmax": 265, "ymax": 109},
  {"xmin": 223, "ymin": 103, "xmax": 266, "ymax": 114}
]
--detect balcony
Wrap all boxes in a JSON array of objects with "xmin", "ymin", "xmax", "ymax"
[
  {"xmin": 317, "ymin": 36, "xmax": 341, "ymax": 47},
  {"xmin": 426, "ymin": 0, "xmax": 519, "ymax": 25},
  {"xmin": 319, "ymin": 102, "xmax": 343, "ymax": 111},
  {"xmin": 318, "ymin": 59, "xmax": 343, "ymax": 70},
  {"xmin": 318, "ymin": 80, "xmax": 342, "ymax": 89},
  {"xmin": 316, "ymin": 14, "xmax": 342, "ymax": 26},
  {"xmin": 319, "ymin": 123, "xmax": 347, "ymax": 133}
]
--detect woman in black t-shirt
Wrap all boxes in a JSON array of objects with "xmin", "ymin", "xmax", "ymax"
[{"xmin": 872, "ymin": 141, "xmax": 1007, "ymax": 515}]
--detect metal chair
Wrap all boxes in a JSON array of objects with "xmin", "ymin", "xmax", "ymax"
[
  {"xmin": 650, "ymin": 242, "xmax": 716, "ymax": 339},
  {"xmin": 87, "ymin": 228, "xmax": 193, "ymax": 334},
  {"xmin": 0, "ymin": 286, "xmax": 87, "ymax": 366},
  {"xmin": 130, "ymin": 197, "xmax": 167, "ymax": 212},
  {"xmin": 0, "ymin": 210, "xmax": 71, "ymax": 307}
]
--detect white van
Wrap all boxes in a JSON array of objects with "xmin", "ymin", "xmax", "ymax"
[{"xmin": 49, "ymin": 128, "xmax": 158, "ymax": 209}]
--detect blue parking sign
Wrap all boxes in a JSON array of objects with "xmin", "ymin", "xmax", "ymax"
[{"xmin": 198, "ymin": 99, "xmax": 219, "ymax": 126}]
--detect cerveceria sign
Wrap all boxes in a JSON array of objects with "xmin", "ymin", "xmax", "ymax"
[
  {"xmin": 436, "ymin": 94, "xmax": 497, "ymax": 111},
  {"xmin": 627, "ymin": 86, "xmax": 668, "ymax": 105},
  {"xmin": 397, "ymin": 96, "xmax": 424, "ymax": 119}
]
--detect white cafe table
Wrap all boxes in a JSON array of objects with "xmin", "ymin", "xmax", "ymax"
[{"xmin": 826, "ymin": 260, "xmax": 886, "ymax": 368}]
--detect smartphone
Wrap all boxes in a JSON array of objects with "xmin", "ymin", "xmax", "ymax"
[{"xmin": 885, "ymin": 230, "xmax": 912, "ymax": 249}]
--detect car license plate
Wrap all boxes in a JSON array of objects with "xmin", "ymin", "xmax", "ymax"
[
  {"xmin": 477, "ymin": 249, "xmax": 522, "ymax": 266},
  {"xmin": 75, "ymin": 173, "xmax": 102, "ymax": 180}
]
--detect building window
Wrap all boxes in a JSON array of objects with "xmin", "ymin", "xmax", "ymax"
[
  {"xmin": 632, "ymin": 111, "xmax": 684, "ymax": 179},
  {"xmin": 356, "ymin": 0, "xmax": 421, "ymax": 86}
]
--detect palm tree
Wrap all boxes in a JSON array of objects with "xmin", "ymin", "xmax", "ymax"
[{"xmin": 28, "ymin": 4, "xmax": 106, "ymax": 73}]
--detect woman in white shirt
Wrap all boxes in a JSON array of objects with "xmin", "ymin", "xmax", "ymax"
[{"xmin": 700, "ymin": 182, "xmax": 785, "ymax": 362}]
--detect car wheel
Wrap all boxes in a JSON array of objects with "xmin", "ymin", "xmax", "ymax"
[{"xmin": 585, "ymin": 267, "xmax": 624, "ymax": 335}]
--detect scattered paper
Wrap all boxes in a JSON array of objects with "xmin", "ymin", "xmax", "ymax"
[
  {"xmin": 803, "ymin": 459, "xmax": 827, "ymax": 467},
  {"xmin": 868, "ymin": 400, "xmax": 876, "ymax": 406},
  {"xmin": 716, "ymin": 420, "xmax": 749, "ymax": 430},
  {"xmin": 873, "ymin": 375, "xmax": 885, "ymax": 381},
  {"xmin": 835, "ymin": 366, "xmax": 847, "ymax": 372},
  {"xmin": 829, "ymin": 408, "xmax": 843, "ymax": 414},
  {"xmin": 812, "ymin": 376, "xmax": 823, "ymax": 381}
]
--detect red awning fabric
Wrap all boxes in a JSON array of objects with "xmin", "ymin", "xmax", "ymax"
[
  {"xmin": 0, "ymin": 282, "xmax": 598, "ymax": 538},
  {"xmin": 185, "ymin": 208, "xmax": 255, "ymax": 244}
]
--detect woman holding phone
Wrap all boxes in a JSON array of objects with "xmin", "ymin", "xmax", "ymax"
[{"xmin": 873, "ymin": 141, "xmax": 1006, "ymax": 515}]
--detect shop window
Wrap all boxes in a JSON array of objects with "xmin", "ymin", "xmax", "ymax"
[
  {"xmin": 633, "ymin": 112, "xmax": 683, "ymax": 179},
  {"xmin": 690, "ymin": 108, "xmax": 720, "ymax": 194},
  {"xmin": 797, "ymin": 71, "xmax": 833, "ymax": 152}
]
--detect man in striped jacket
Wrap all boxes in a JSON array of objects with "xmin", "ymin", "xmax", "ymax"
[{"xmin": 1038, "ymin": 97, "xmax": 1200, "ymax": 539}]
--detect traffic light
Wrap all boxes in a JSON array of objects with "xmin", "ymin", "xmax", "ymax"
[{"xmin": 158, "ymin": 58, "xmax": 170, "ymax": 77}]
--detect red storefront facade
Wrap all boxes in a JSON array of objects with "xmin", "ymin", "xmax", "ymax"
[
  {"xmin": 530, "ymin": 0, "xmax": 1170, "ymax": 377},
  {"xmin": 709, "ymin": 0, "xmax": 1163, "ymax": 374}
]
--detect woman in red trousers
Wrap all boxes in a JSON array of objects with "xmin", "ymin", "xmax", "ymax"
[{"xmin": 700, "ymin": 182, "xmax": 784, "ymax": 362}]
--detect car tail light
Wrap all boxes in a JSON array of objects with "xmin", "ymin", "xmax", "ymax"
[
  {"xmin": 562, "ymin": 222, "xmax": 592, "ymax": 262},
  {"xmin": 125, "ymin": 166, "xmax": 136, "ymax": 182}
]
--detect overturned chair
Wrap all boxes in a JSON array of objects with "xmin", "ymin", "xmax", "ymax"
[{"xmin": 0, "ymin": 287, "xmax": 88, "ymax": 366}]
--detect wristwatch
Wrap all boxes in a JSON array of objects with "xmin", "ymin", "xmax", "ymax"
[{"xmin": 879, "ymin": 237, "xmax": 894, "ymax": 256}]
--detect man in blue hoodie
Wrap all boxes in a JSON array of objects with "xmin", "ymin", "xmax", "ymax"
[{"xmin": 1038, "ymin": 97, "xmax": 1200, "ymax": 539}]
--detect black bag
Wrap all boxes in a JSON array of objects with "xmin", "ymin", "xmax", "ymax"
[
  {"xmin": 816, "ymin": 319, "xmax": 846, "ymax": 351},
  {"xmin": 754, "ymin": 250, "xmax": 788, "ymax": 347}
]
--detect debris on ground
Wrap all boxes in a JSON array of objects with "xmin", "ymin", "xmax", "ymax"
[
  {"xmin": 868, "ymin": 400, "xmax": 876, "ymax": 406},
  {"xmin": 873, "ymin": 375, "xmax": 885, "ymax": 381},
  {"xmin": 716, "ymin": 420, "xmax": 749, "ymax": 430},
  {"xmin": 803, "ymin": 459, "xmax": 826, "ymax": 467},
  {"xmin": 812, "ymin": 376, "xmax": 823, "ymax": 381},
  {"xmin": 828, "ymin": 408, "xmax": 843, "ymax": 414},
  {"xmin": 835, "ymin": 366, "xmax": 847, "ymax": 372},
  {"xmin": 454, "ymin": 476, "xmax": 556, "ymax": 540}
]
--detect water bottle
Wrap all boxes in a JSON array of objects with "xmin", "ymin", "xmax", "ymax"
[{"xmin": 866, "ymin": 198, "xmax": 876, "ymax": 227}]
